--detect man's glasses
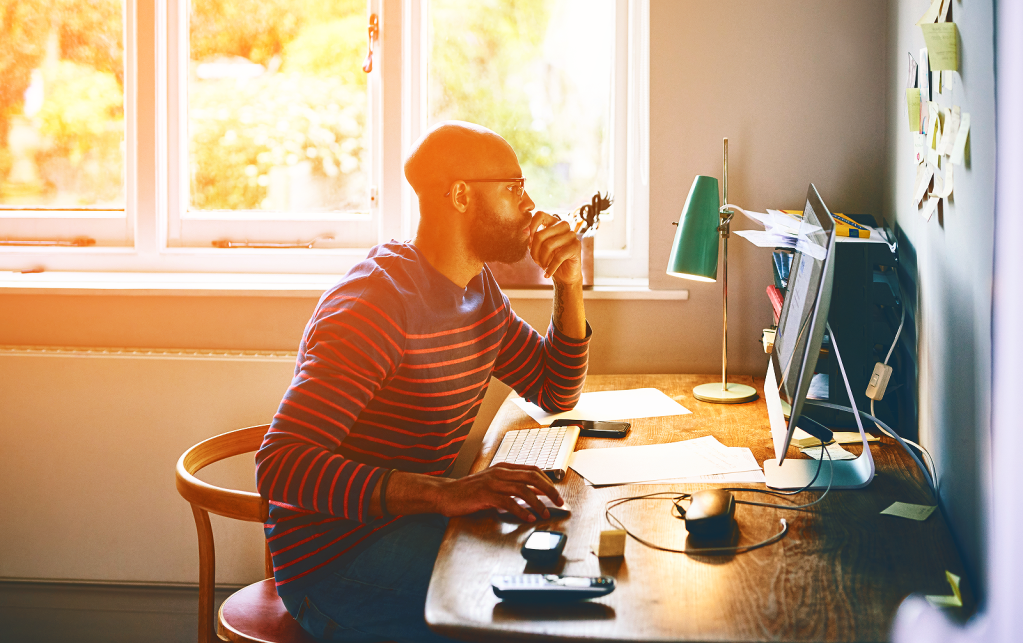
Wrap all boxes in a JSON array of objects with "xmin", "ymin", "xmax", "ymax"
[{"xmin": 445, "ymin": 178, "xmax": 526, "ymax": 198}]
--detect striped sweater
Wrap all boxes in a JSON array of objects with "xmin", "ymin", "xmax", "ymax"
[{"xmin": 255, "ymin": 241, "xmax": 590, "ymax": 593}]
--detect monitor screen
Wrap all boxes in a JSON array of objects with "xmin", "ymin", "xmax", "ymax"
[{"xmin": 767, "ymin": 184, "xmax": 836, "ymax": 463}]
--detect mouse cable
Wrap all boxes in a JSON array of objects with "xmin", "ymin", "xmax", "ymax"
[
  {"xmin": 603, "ymin": 492, "xmax": 789, "ymax": 556},
  {"xmin": 602, "ymin": 444, "xmax": 832, "ymax": 556},
  {"xmin": 709, "ymin": 437, "xmax": 836, "ymax": 511}
]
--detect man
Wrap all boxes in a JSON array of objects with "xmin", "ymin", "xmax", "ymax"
[{"xmin": 255, "ymin": 121, "xmax": 591, "ymax": 642}]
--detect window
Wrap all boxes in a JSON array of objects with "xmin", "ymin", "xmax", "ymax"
[
  {"xmin": 0, "ymin": 0, "xmax": 647, "ymax": 279},
  {"xmin": 169, "ymin": 0, "xmax": 377, "ymax": 250},
  {"xmin": 0, "ymin": 0, "xmax": 132, "ymax": 247}
]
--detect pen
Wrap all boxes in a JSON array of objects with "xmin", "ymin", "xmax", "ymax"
[{"xmin": 832, "ymin": 213, "xmax": 869, "ymax": 231}]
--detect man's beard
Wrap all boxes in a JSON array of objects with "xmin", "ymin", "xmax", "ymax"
[{"xmin": 468, "ymin": 200, "xmax": 529, "ymax": 264}]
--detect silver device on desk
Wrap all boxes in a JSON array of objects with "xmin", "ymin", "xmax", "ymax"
[
  {"xmin": 490, "ymin": 425, "xmax": 580, "ymax": 481},
  {"xmin": 762, "ymin": 183, "xmax": 875, "ymax": 490}
]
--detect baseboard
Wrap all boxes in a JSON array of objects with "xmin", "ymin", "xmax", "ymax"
[{"xmin": 0, "ymin": 579, "xmax": 241, "ymax": 643}]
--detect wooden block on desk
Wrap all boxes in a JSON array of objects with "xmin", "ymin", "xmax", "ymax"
[{"xmin": 592, "ymin": 529, "xmax": 626, "ymax": 557}]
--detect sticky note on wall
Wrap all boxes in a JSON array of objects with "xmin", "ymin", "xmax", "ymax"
[
  {"xmin": 950, "ymin": 112, "xmax": 971, "ymax": 166},
  {"xmin": 921, "ymin": 23, "xmax": 958, "ymax": 71},
  {"xmin": 906, "ymin": 89, "xmax": 921, "ymax": 132}
]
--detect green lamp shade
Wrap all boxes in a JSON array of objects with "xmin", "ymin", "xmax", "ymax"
[{"xmin": 666, "ymin": 175, "xmax": 720, "ymax": 282}]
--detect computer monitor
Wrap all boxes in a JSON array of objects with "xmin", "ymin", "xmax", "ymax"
[{"xmin": 762, "ymin": 184, "xmax": 875, "ymax": 490}]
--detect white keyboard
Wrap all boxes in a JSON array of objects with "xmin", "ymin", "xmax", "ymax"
[{"xmin": 490, "ymin": 425, "xmax": 580, "ymax": 481}]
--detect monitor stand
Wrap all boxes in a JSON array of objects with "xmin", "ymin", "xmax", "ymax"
[{"xmin": 763, "ymin": 323, "xmax": 875, "ymax": 490}]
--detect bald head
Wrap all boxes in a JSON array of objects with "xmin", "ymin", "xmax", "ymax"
[{"xmin": 404, "ymin": 121, "xmax": 519, "ymax": 203}]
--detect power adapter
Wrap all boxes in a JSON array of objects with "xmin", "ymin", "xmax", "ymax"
[{"xmin": 866, "ymin": 362, "xmax": 893, "ymax": 401}]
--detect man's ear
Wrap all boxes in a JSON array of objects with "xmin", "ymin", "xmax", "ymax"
[{"xmin": 449, "ymin": 181, "xmax": 470, "ymax": 213}]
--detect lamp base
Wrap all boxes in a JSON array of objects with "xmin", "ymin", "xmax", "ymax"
[{"xmin": 693, "ymin": 382, "xmax": 758, "ymax": 404}]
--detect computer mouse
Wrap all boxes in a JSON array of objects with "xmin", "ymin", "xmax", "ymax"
[{"xmin": 683, "ymin": 490, "xmax": 735, "ymax": 540}]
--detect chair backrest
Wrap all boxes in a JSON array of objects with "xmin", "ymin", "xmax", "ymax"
[{"xmin": 176, "ymin": 424, "xmax": 272, "ymax": 643}]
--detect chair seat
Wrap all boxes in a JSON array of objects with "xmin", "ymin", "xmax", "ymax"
[{"xmin": 218, "ymin": 578, "xmax": 318, "ymax": 643}]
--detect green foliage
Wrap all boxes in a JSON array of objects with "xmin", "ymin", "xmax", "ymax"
[
  {"xmin": 428, "ymin": 0, "xmax": 586, "ymax": 208},
  {"xmin": 282, "ymin": 16, "xmax": 365, "ymax": 87},
  {"xmin": 189, "ymin": 74, "xmax": 367, "ymax": 211},
  {"xmin": 35, "ymin": 60, "xmax": 124, "ymax": 203},
  {"xmin": 429, "ymin": 0, "xmax": 551, "ymax": 159},
  {"xmin": 0, "ymin": 0, "xmax": 54, "ymax": 146},
  {"xmin": 189, "ymin": 0, "xmax": 364, "ymax": 66},
  {"xmin": 55, "ymin": 0, "xmax": 123, "ymax": 85}
]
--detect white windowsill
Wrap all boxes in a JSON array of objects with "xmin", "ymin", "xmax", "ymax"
[{"xmin": 0, "ymin": 271, "xmax": 689, "ymax": 300}]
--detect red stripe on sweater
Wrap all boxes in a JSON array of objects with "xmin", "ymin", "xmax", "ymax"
[
  {"xmin": 405, "ymin": 304, "xmax": 505, "ymax": 339},
  {"xmin": 270, "ymin": 411, "xmax": 346, "ymax": 447},
  {"xmin": 346, "ymin": 430, "xmax": 468, "ymax": 452},
  {"xmin": 341, "ymin": 462, "xmax": 365, "ymax": 518},
  {"xmin": 341, "ymin": 442, "xmax": 460, "ymax": 464},
  {"xmin": 401, "ymin": 341, "xmax": 501, "ymax": 370},
  {"xmin": 354, "ymin": 414, "xmax": 475, "ymax": 438},
  {"xmin": 392, "ymin": 359, "xmax": 496, "ymax": 384},
  {"xmin": 317, "ymin": 295, "xmax": 407, "ymax": 336},
  {"xmin": 404, "ymin": 317, "xmax": 504, "ymax": 354},
  {"xmin": 280, "ymin": 398, "xmax": 356, "ymax": 435},
  {"xmin": 327, "ymin": 459, "xmax": 350, "ymax": 513},
  {"xmin": 297, "ymin": 450, "xmax": 328, "ymax": 504},
  {"xmin": 282, "ymin": 446, "xmax": 314, "ymax": 502}
]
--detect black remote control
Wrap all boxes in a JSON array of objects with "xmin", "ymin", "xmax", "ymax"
[{"xmin": 491, "ymin": 574, "xmax": 615, "ymax": 602}]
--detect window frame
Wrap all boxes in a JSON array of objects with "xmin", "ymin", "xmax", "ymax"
[
  {"xmin": 0, "ymin": 0, "xmax": 648, "ymax": 280},
  {"xmin": 0, "ymin": 0, "xmax": 136, "ymax": 248}
]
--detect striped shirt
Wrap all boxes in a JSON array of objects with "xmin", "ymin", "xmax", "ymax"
[{"xmin": 255, "ymin": 241, "xmax": 590, "ymax": 593}]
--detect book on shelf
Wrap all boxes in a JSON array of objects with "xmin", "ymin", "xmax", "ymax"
[
  {"xmin": 772, "ymin": 249, "xmax": 792, "ymax": 291},
  {"xmin": 766, "ymin": 285, "xmax": 785, "ymax": 325}
]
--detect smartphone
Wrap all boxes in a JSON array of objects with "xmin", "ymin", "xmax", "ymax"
[{"xmin": 551, "ymin": 419, "xmax": 631, "ymax": 438}]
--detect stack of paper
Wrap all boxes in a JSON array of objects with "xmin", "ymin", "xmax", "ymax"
[
  {"xmin": 728, "ymin": 206, "xmax": 833, "ymax": 259},
  {"xmin": 512, "ymin": 388, "xmax": 691, "ymax": 425},
  {"xmin": 569, "ymin": 435, "xmax": 764, "ymax": 487}
]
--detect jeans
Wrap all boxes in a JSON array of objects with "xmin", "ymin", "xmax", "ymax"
[{"xmin": 279, "ymin": 514, "xmax": 454, "ymax": 643}]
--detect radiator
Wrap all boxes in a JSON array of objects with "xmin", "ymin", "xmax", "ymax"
[{"xmin": 0, "ymin": 346, "xmax": 297, "ymax": 586}]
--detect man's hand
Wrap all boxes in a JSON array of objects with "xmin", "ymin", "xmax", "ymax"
[
  {"xmin": 435, "ymin": 463, "xmax": 563, "ymax": 522},
  {"xmin": 528, "ymin": 211, "xmax": 583, "ymax": 286},
  {"xmin": 374, "ymin": 464, "xmax": 563, "ymax": 522}
]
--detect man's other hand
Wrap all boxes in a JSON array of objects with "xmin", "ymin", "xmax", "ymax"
[{"xmin": 528, "ymin": 211, "xmax": 583, "ymax": 286}]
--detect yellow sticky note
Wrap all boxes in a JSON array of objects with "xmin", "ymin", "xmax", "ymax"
[
  {"xmin": 925, "ymin": 571, "xmax": 963, "ymax": 608},
  {"xmin": 921, "ymin": 23, "xmax": 958, "ymax": 71},
  {"xmin": 950, "ymin": 112, "xmax": 971, "ymax": 166},
  {"xmin": 906, "ymin": 89, "xmax": 921, "ymax": 132},
  {"xmin": 880, "ymin": 501, "xmax": 936, "ymax": 521}
]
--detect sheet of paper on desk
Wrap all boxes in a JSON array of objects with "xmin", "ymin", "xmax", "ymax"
[
  {"xmin": 591, "ymin": 440, "xmax": 765, "ymax": 486},
  {"xmin": 799, "ymin": 443, "xmax": 857, "ymax": 461},
  {"xmin": 512, "ymin": 387, "xmax": 691, "ymax": 425},
  {"xmin": 630, "ymin": 469, "xmax": 767, "ymax": 486},
  {"xmin": 568, "ymin": 435, "xmax": 756, "ymax": 487}
]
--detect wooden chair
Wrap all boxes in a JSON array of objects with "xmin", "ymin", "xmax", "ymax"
[{"xmin": 176, "ymin": 424, "xmax": 317, "ymax": 643}]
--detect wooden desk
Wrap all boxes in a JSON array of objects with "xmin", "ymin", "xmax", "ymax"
[{"xmin": 425, "ymin": 374, "xmax": 972, "ymax": 642}]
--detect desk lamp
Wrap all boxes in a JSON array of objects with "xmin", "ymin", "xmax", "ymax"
[{"xmin": 667, "ymin": 138, "xmax": 757, "ymax": 404}]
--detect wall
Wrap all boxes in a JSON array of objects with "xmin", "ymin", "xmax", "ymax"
[
  {"xmin": 648, "ymin": 0, "xmax": 888, "ymax": 321},
  {"xmin": 883, "ymin": 0, "xmax": 996, "ymax": 595}
]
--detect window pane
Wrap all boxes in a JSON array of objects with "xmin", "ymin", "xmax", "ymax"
[
  {"xmin": 0, "ymin": 0, "xmax": 125, "ymax": 210},
  {"xmin": 188, "ymin": 0, "xmax": 370, "ymax": 215},
  {"xmin": 427, "ymin": 0, "xmax": 614, "ymax": 214}
]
